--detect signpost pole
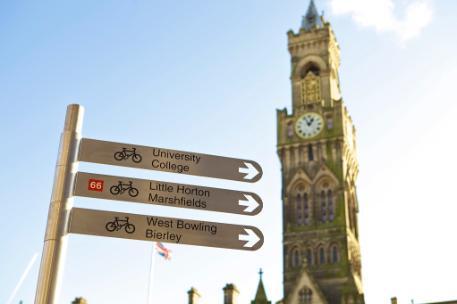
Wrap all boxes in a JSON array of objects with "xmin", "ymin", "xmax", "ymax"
[{"xmin": 34, "ymin": 104, "xmax": 84, "ymax": 304}]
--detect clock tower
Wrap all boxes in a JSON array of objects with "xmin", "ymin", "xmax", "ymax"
[{"xmin": 277, "ymin": 1, "xmax": 365, "ymax": 303}]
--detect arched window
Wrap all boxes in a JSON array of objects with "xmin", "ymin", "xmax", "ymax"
[
  {"xmin": 303, "ymin": 193, "xmax": 309, "ymax": 225},
  {"xmin": 331, "ymin": 245, "xmax": 339, "ymax": 264},
  {"xmin": 327, "ymin": 117, "xmax": 334, "ymax": 129},
  {"xmin": 296, "ymin": 193, "xmax": 302, "ymax": 225},
  {"xmin": 320, "ymin": 190, "xmax": 327, "ymax": 222},
  {"xmin": 328, "ymin": 190, "xmax": 334, "ymax": 222},
  {"xmin": 306, "ymin": 248, "xmax": 313, "ymax": 266},
  {"xmin": 300, "ymin": 62, "xmax": 320, "ymax": 78},
  {"xmin": 319, "ymin": 246, "xmax": 325, "ymax": 265},
  {"xmin": 307, "ymin": 144, "xmax": 314, "ymax": 161},
  {"xmin": 295, "ymin": 185, "xmax": 311, "ymax": 225},
  {"xmin": 292, "ymin": 248, "xmax": 301, "ymax": 268},
  {"xmin": 299, "ymin": 288, "xmax": 313, "ymax": 304},
  {"xmin": 287, "ymin": 122, "xmax": 294, "ymax": 138}
]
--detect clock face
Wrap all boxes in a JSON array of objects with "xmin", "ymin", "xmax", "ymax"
[{"xmin": 295, "ymin": 113, "xmax": 324, "ymax": 139}]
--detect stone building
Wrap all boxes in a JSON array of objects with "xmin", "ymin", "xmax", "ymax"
[
  {"xmin": 188, "ymin": 1, "xmax": 366, "ymax": 303},
  {"xmin": 184, "ymin": 270, "xmax": 272, "ymax": 304},
  {"xmin": 276, "ymin": 0, "xmax": 364, "ymax": 303}
]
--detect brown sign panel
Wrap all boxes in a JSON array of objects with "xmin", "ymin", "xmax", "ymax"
[
  {"xmin": 74, "ymin": 172, "xmax": 262, "ymax": 215},
  {"xmin": 68, "ymin": 208, "xmax": 264, "ymax": 251},
  {"xmin": 78, "ymin": 138, "xmax": 262, "ymax": 182}
]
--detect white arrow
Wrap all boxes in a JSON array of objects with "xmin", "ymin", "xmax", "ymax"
[
  {"xmin": 238, "ymin": 162, "xmax": 259, "ymax": 180},
  {"xmin": 238, "ymin": 228, "xmax": 261, "ymax": 248},
  {"xmin": 238, "ymin": 194, "xmax": 260, "ymax": 213}
]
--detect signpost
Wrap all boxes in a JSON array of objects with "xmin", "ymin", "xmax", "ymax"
[
  {"xmin": 68, "ymin": 208, "xmax": 264, "ymax": 251},
  {"xmin": 35, "ymin": 104, "xmax": 83, "ymax": 304},
  {"xmin": 35, "ymin": 104, "xmax": 264, "ymax": 304},
  {"xmin": 78, "ymin": 138, "xmax": 263, "ymax": 182},
  {"xmin": 74, "ymin": 172, "xmax": 263, "ymax": 215}
]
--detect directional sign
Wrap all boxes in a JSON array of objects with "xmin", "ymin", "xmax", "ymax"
[
  {"xmin": 74, "ymin": 172, "xmax": 263, "ymax": 215},
  {"xmin": 78, "ymin": 138, "xmax": 262, "ymax": 182},
  {"xmin": 68, "ymin": 208, "xmax": 264, "ymax": 251}
]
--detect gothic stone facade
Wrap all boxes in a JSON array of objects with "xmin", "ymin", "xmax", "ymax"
[{"xmin": 276, "ymin": 1, "xmax": 364, "ymax": 303}]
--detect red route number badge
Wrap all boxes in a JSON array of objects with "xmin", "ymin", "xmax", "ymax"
[{"xmin": 88, "ymin": 179, "xmax": 104, "ymax": 192}]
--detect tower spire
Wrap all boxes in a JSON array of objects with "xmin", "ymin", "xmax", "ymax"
[
  {"xmin": 301, "ymin": 0, "xmax": 323, "ymax": 30},
  {"xmin": 251, "ymin": 269, "xmax": 271, "ymax": 304}
]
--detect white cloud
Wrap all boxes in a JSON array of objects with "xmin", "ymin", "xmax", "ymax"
[{"xmin": 329, "ymin": 0, "xmax": 433, "ymax": 41}]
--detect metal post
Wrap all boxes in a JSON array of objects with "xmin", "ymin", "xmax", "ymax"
[{"xmin": 34, "ymin": 104, "xmax": 84, "ymax": 304}]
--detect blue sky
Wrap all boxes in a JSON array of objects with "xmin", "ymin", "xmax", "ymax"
[{"xmin": 1, "ymin": 0, "xmax": 457, "ymax": 303}]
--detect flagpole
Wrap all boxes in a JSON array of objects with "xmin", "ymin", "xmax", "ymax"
[
  {"xmin": 147, "ymin": 243, "xmax": 157, "ymax": 304},
  {"xmin": 6, "ymin": 253, "xmax": 39, "ymax": 304}
]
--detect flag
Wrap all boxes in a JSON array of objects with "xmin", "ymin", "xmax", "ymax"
[{"xmin": 155, "ymin": 242, "xmax": 171, "ymax": 260}]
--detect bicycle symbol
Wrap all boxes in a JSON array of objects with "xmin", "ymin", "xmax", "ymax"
[
  {"xmin": 105, "ymin": 217, "xmax": 136, "ymax": 234},
  {"xmin": 114, "ymin": 147, "xmax": 142, "ymax": 163},
  {"xmin": 110, "ymin": 181, "xmax": 139, "ymax": 197}
]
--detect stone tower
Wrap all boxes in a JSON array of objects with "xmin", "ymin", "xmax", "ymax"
[{"xmin": 277, "ymin": 1, "xmax": 364, "ymax": 303}]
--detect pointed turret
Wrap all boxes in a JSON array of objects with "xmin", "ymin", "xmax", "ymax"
[
  {"xmin": 251, "ymin": 269, "xmax": 271, "ymax": 304},
  {"xmin": 301, "ymin": 0, "xmax": 323, "ymax": 30}
]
